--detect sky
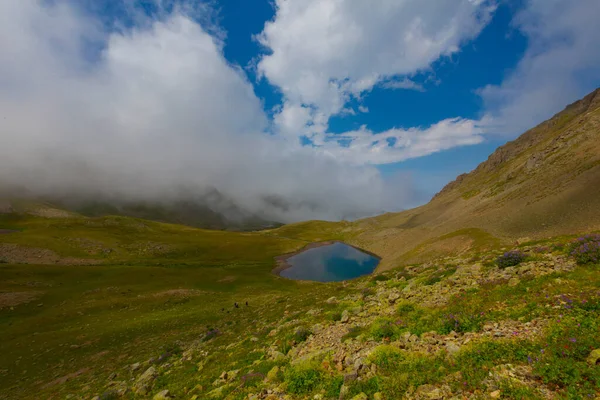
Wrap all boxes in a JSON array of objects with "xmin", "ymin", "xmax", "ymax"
[{"xmin": 0, "ymin": 0, "xmax": 599, "ymax": 222}]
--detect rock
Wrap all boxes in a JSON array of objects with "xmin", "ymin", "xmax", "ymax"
[
  {"xmin": 207, "ymin": 385, "xmax": 228, "ymax": 398},
  {"xmin": 341, "ymin": 310, "xmax": 350, "ymax": 323},
  {"xmin": 130, "ymin": 362, "xmax": 141, "ymax": 372},
  {"xmin": 388, "ymin": 292, "xmax": 401, "ymax": 304},
  {"xmin": 415, "ymin": 384, "xmax": 452, "ymax": 400},
  {"xmin": 269, "ymin": 350, "xmax": 286, "ymax": 361},
  {"xmin": 351, "ymin": 394, "xmax": 368, "ymax": 400},
  {"xmin": 343, "ymin": 372, "xmax": 358, "ymax": 383},
  {"xmin": 266, "ymin": 366, "xmax": 280, "ymax": 382},
  {"xmin": 508, "ymin": 277, "xmax": 520, "ymax": 287},
  {"xmin": 353, "ymin": 357, "xmax": 367, "ymax": 373},
  {"xmin": 153, "ymin": 389, "xmax": 172, "ymax": 399},
  {"xmin": 133, "ymin": 366, "xmax": 157, "ymax": 395},
  {"xmin": 490, "ymin": 390, "xmax": 501, "ymax": 398},
  {"xmin": 339, "ymin": 384, "xmax": 349, "ymax": 400},
  {"xmin": 483, "ymin": 324, "xmax": 493, "ymax": 332},
  {"xmin": 445, "ymin": 342, "xmax": 461, "ymax": 357},
  {"xmin": 373, "ymin": 393, "xmax": 384, "ymax": 400},
  {"xmin": 326, "ymin": 297, "xmax": 338, "ymax": 305},
  {"xmin": 587, "ymin": 349, "xmax": 600, "ymax": 365}
]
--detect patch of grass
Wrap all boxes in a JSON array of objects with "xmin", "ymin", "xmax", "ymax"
[
  {"xmin": 346, "ymin": 376, "xmax": 381, "ymax": 398},
  {"xmin": 424, "ymin": 265, "xmax": 457, "ymax": 286},
  {"xmin": 532, "ymin": 308, "xmax": 600, "ymax": 396},
  {"xmin": 369, "ymin": 345, "xmax": 405, "ymax": 371},
  {"xmin": 284, "ymin": 362, "xmax": 324, "ymax": 395},
  {"xmin": 370, "ymin": 318, "xmax": 400, "ymax": 340}
]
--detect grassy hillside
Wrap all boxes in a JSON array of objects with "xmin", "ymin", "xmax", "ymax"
[
  {"xmin": 0, "ymin": 210, "xmax": 360, "ymax": 399},
  {"xmin": 350, "ymin": 88, "xmax": 600, "ymax": 269}
]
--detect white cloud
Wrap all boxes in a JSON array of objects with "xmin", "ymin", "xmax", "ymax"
[
  {"xmin": 258, "ymin": 0, "xmax": 495, "ymax": 133},
  {"xmin": 0, "ymin": 1, "xmax": 414, "ymax": 221},
  {"xmin": 478, "ymin": 0, "xmax": 600, "ymax": 135},
  {"xmin": 318, "ymin": 118, "xmax": 486, "ymax": 165},
  {"xmin": 380, "ymin": 78, "xmax": 425, "ymax": 92}
]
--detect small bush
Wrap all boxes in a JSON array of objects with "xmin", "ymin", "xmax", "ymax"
[
  {"xmin": 328, "ymin": 311, "xmax": 342, "ymax": 322},
  {"xmin": 370, "ymin": 345, "xmax": 405, "ymax": 371},
  {"xmin": 294, "ymin": 326, "xmax": 312, "ymax": 343},
  {"xmin": 370, "ymin": 318, "xmax": 399, "ymax": 340},
  {"xmin": 285, "ymin": 364, "xmax": 323, "ymax": 395},
  {"xmin": 371, "ymin": 274, "xmax": 389, "ymax": 282},
  {"xmin": 496, "ymin": 250, "xmax": 526, "ymax": 268},
  {"xmin": 569, "ymin": 234, "xmax": 600, "ymax": 265},
  {"xmin": 396, "ymin": 302, "xmax": 416, "ymax": 314}
]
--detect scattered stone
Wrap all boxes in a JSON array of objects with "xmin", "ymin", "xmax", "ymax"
[
  {"xmin": 341, "ymin": 310, "xmax": 350, "ymax": 323},
  {"xmin": 508, "ymin": 277, "xmax": 520, "ymax": 287},
  {"xmin": 339, "ymin": 384, "xmax": 349, "ymax": 400},
  {"xmin": 587, "ymin": 349, "xmax": 600, "ymax": 365},
  {"xmin": 445, "ymin": 342, "xmax": 461, "ymax": 357},
  {"xmin": 490, "ymin": 390, "xmax": 501, "ymax": 398},
  {"xmin": 153, "ymin": 389, "xmax": 173, "ymax": 399},
  {"xmin": 133, "ymin": 366, "xmax": 157, "ymax": 395},
  {"xmin": 326, "ymin": 297, "xmax": 338, "ymax": 305},
  {"xmin": 343, "ymin": 372, "xmax": 358, "ymax": 383},
  {"xmin": 350, "ymin": 393, "xmax": 368, "ymax": 400},
  {"xmin": 266, "ymin": 366, "xmax": 280, "ymax": 382}
]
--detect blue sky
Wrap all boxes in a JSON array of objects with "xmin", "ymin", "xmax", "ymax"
[{"xmin": 1, "ymin": 0, "xmax": 600, "ymax": 221}]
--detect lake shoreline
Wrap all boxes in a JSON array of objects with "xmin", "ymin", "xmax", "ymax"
[{"xmin": 272, "ymin": 240, "xmax": 382, "ymax": 279}]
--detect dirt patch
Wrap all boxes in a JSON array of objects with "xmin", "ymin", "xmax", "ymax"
[
  {"xmin": 217, "ymin": 276, "xmax": 237, "ymax": 283},
  {"xmin": 0, "ymin": 243, "xmax": 101, "ymax": 265},
  {"xmin": 0, "ymin": 229, "xmax": 17, "ymax": 234},
  {"xmin": 28, "ymin": 207, "xmax": 75, "ymax": 219},
  {"xmin": 0, "ymin": 291, "xmax": 43, "ymax": 308},
  {"xmin": 42, "ymin": 368, "xmax": 90, "ymax": 389},
  {"xmin": 151, "ymin": 289, "xmax": 207, "ymax": 298}
]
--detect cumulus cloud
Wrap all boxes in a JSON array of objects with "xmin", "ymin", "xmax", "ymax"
[
  {"xmin": 258, "ymin": 0, "xmax": 495, "ymax": 144},
  {"xmin": 479, "ymin": 0, "xmax": 600, "ymax": 135},
  {"xmin": 0, "ymin": 1, "xmax": 413, "ymax": 222},
  {"xmin": 256, "ymin": 0, "xmax": 496, "ymax": 166}
]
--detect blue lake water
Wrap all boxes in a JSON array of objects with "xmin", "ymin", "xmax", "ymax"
[{"xmin": 280, "ymin": 242, "xmax": 380, "ymax": 282}]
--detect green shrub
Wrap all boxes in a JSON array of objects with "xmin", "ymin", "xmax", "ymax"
[
  {"xmin": 294, "ymin": 326, "xmax": 312, "ymax": 343},
  {"xmin": 370, "ymin": 318, "xmax": 399, "ymax": 340},
  {"xmin": 371, "ymin": 274, "xmax": 389, "ymax": 282},
  {"xmin": 346, "ymin": 376, "xmax": 381, "ymax": 398},
  {"xmin": 369, "ymin": 345, "xmax": 405, "ymax": 371},
  {"xmin": 285, "ymin": 364, "xmax": 323, "ymax": 395},
  {"xmin": 328, "ymin": 311, "xmax": 342, "ymax": 322}
]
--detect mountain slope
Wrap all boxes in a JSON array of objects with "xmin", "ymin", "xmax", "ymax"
[{"xmin": 351, "ymin": 88, "xmax": 600, "ymax": 269}]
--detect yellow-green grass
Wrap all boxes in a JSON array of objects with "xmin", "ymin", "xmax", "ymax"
[{"xmin": 0, "ymin": 213, "xmax": 356, "ymax": 398}]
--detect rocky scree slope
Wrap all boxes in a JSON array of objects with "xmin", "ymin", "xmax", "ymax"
[{"xmin": 89, "ymin": 241, "xmax": 600, "ymax": 400}]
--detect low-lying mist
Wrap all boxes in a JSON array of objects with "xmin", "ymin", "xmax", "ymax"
[{"xmin": 0, "ymin": 2, "xmax": 416, "ymax": 224}]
